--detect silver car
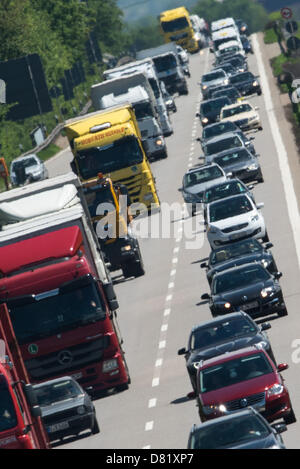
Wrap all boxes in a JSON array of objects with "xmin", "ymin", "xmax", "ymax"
[
  {"xmin": 10, "ymin": 153, "xmax": 48, "ymax": 186},
  {"xmin": 200, "ymin": 70, "xmax": 229, "ymax": 99}
]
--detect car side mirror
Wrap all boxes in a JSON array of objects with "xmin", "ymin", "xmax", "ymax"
[
  {"xmin": 277, "ymin": 363, "xmax": 288, "ymax": 372},
  {"xmin": 256, "ymin": 202, "xmax": 264, "ymax": 209},
  {"xmin": 272, "ymin": 423, "xmax": 287, "ymax": 434},
  {"xmin": 227, "ymin": 172, "xmax": 233, "ymax": 178},
  {"xmin": 178, "ymin": 347, "xmax": 187, "ymax": 355},
  {"xmin": 247, "ymin": 184, "xmax": 254, "ymax": 190},
  {"xmin": 255, "ymin": 106, "xmax": 259, "ymax": 110},
  {"xmin": 196, "ymin": 112, "xmax": 200, "ymax": 117},
  {"xmin": 260, "ymin": 322, "xmax": 271, "ymax": 332},
  {"xmin": 264, "ymin": 242, "xmax": 273, "ymax": 249},
  {"xmin": 178, "ymin": 187, "xmax": 183, "ymax": 192},
  {"xmin": 274, "ymin": 271, "xmax": 282, "ymax": 280},
  {"xmin": 200, "ymin": 262, "xmax": 208, "ymax": 269},
  {"xmin": 196, "ymin": 137, "xmax": 202, "ymax": 142},
  {"xmin": 201, "ymin": 293, "xmax": 210, "ymax": 300}
]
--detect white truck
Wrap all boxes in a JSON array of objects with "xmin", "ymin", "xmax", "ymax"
[
  {"xmin": 190, "ymin": 15, "xmax": 209, "ymax": 49},
  {"xmin": 91, "ymin": 73, "xmax": 168, "ymax": 161},
  {"xmin": 103, "ymin": 58, "xmax": 173, "ymax": 137},
  {"xmin": 136, "ymin": 44, "xmax": 188, "ymax": 96}
]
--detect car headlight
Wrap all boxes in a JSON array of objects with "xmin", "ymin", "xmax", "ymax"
[
  {"xmin": 251, "ymin": 214, "xmax": 259, "ymax": 221},
  {"xmin": 267, "ymin": 384, "xmax": 284, "ymax": 397},
  {"xmin": 256, "ymin": 340, "xmax": 268, "ymax": 350},
  {"xmin": 166, "ymin": 99, "xmax": 173, "ymax": 105},
  {"xmin": 203, "ymin": 404, "xmax": 227, "ymax": 415},
  {"xmin": 155, "ymin": 138, "xmax": 163, "ymax": 146},
  {"xmin": 261, "ymin": 259, "xmax": 269, "ymax": 269},
  {"xmin": 261, "ymin": 287, "xmax": 275, "ymax": 298},
  {"xmin": 121, "ymin": 245, "xmax": 132, "ymax": 252},
  {"xmin": 253, "ymin": 81, "xmax": 259, "ymax": 87},
  {"xmin": 102, "ymin": 359, "xmax": 118, "ymax": 373},
  {"xmin": 202, "ymin": 85, "xmax": 207, "ymax": 90},
  {"xmin": 224, "ymin": 302, "xmax": 231, "ymax": 309},
  {"xmin": 207, "ymin": 225, "xmax": 217, "ymax": 234},
  {"xmin": 202, "ymin": 117, "xmax": 209, "ymax": 124},
  {"xmin": 77, "ymin": 405, "xmax": 87, "ymax": 415},
  {"xmin": 248, "ymin": 164, "xmax": 259, "ymax": 171},
  {"xmin": 241, "ymin": 26, "xmax": 246, "ymax": 32},
  {"xmin": 223, "ymin": 79, "xmax": 229, "ymax": 85}
]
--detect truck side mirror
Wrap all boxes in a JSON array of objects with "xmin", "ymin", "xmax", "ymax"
[{"xmin": 70, "ymin": 160, "xmax": 78, "ymax": 175}]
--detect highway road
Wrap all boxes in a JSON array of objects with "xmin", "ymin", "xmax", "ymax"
[{"xmin": 46, "ymin": 35, "xmax": 300, "ymax": 449}]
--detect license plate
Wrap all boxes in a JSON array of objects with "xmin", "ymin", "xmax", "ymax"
[
  {"xmin": 229, "ymin": 233, "xmax": 242, "ymax": 240},
  {"xmin": 48, "ymin": 421, "xmax": 70, "ymax": 433},
  {"xmin": 243, "ymin": 301, "xmax": 259, "ymax": 311}
]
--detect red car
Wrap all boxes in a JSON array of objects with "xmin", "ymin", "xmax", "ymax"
[{"xmin": 196, "ymin": 346, "xmax": 296, "ymax": 426}]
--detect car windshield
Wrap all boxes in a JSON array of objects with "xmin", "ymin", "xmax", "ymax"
[
  {"xmin": 200, "ymin": 98, "xmax": 230, "ymax": 114},
  {"xmin": 35, "ymin": 379, "xmax": 82, "ymax": 406},
  {"xmin": 202, "ymin": 71, "xmax": 225, "ymax": 83},
  {"xmin": 212, "ymin": 88, "xmax": 239, "ymax": 100},
  {"xmin": 213, "ymin": 265, "xmax": 270, "ymax": 294},
  {"xmin": 189, "ymin": 414, "xmax": 270, "ymax": 449},
  {"xmin": 76, "ymin": 136, "xmax": 143, "ymax": 179},
  {"xmin": 204, "ymin": 180, "xmax": 248, "ymax": 204},
  {"xmin": 8, "ymin": 278, "xmax": 107, "ymax": 344},
  {"xmin": 184, "ymin": 166, "xmax": 223, "ymax": 188},
  {"xmin": 210, "ymin": 238, "xmax": 262, "ymax": 265},
  {"xmin": 222, "ymin": 104, "xmax": 252, "ymax": 117},
  {"xmin": 231, "ymin": 72, "xmax": 253, "ymax": 83},
  {"xmin": 225, "ymin": 57, "xmax": 244, "ymax": 68},
  {"xmin": 161, "ymin": 17, "xmax": 189, "ymax": 33},
  {"xmin": 153, "ymin": 55, "xmax": 177, "ymax": 72},
  {"xmin": 12, "ymin": 157, "xmax": 38, "ymax": 170},
  {"xmin": 202, "ymin": 122, "xmax": 237, "ymax": 140},
  {"xmin": 0, "ymin": 377, "xmax": 18, "ymax": 432},
  {"xmin": 199, "ymin": 353, "xmax": 273, "ymax": 393},
  {"xmin": 204, "ymin": 136, "xmax": 242, "ymax": 156},
  {"xmin": 190, "ymin": 316, "xmax": 257, "ymax": 350},
  {"xmin": 84, "ymin": 185, "xmax": 116, "ymax": 218},
  {"xmin": 209, "ymin": 195, "xmax": 253, "ymax": 222},
  {"xmin": 214, "ymin": 149, "xmax": 251, "ymax": 167}
]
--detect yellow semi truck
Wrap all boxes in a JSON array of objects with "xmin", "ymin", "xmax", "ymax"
[
  {"xmin": 159, "ymin": 6, "xmax": 200, "ymax": 53},
  {"xmin": 64, "ymin": 104, "xmax": 160, "ymax": 215}
]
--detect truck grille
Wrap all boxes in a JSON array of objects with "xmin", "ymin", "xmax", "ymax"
[
  {"xmin": 25, "ymin": 337, "xmax": 110, "ymax": 381},
  {"xmin": 225, "ymin": 392, "xmax": 265, "ymax": 411},
  {"xmin": 222, "ymin": 223, "xmax": 248, "ymax": 233},
  {"xmin": 114, "ymin": 174, "xmax": 142, "ymax": 201}
]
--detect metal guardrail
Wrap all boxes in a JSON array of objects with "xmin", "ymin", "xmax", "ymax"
[{"xmin": 21, "ymin": 100, "xmax": 92, "ymax": 158}]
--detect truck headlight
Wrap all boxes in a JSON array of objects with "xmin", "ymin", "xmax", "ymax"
[
  {"xmin": 261, "ymin": 287, "xmax": 275, "ymax": 298},
  {"xmin": 102, "ymin": 359, "xmax": 118, "ymax": 373}
]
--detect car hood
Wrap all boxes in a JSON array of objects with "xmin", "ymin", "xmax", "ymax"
[
  {"xmin": 201, "ymin": 372, "xmax": 278, "ymax": 406},
  {"xmin": 40, "ymin": 395, "xmax": 85, "ymax": 417},
  {"xmin": 232, "ymin": 78, "xmax": 255, "ymax": 88},
  {"xmin": 222, "ymin": 111, "xmax": 254, "ymax": 122},
  {"xmin": 219, "ymin": 159, "xmax": 255, "ymax": 174},
  {"xmin": 213, "ymin": 279, "xmax": 275, "ymax": 304},
  {"xmin": 203, "ymin": 78, "xmax": 226, "ymax": 88},
  {"xmin": 185, "ymin": 176, "xmax": 227, "ymax": 194},
  {"xmin": 188, "ymin": 335, "xmax": 263, "ymax": 364},
  {"xmin": 209, "ymin": 211, "xmax": 257, "ymax": 230},
  {"xmin": 202, "ymin": 109, "xmax": 221, "ymax": 119}
]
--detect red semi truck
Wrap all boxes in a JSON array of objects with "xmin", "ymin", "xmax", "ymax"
[
  {"xmin": 0, "ymin": 173, "xmax": 130, "ymax": 394},
  {"xmin": 0, "ymin": 304, "xmax": 50, "ymax": 449}
]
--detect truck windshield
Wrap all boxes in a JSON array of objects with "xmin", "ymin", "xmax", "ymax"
[
  {"xmin": 148, "ymin": 78, "xmax": 160, "ymax": 99},
  {"xmin": 161, "ymin": 17, "xmax": 189, "ymax": 32},
  {"xmin": 8, "ymin": 279, "xmax": 107, "ymax": 345},
  {"xmin": 134, "ymin": 101, "xmax": 154, "ymax": 119},
  {"xmin": 153, "ymin": 55, "xmax": 177, "ymax": 73},
  {"xmin": 77, "ymin": 136, "xmax": 143, "ymax": 179},
  {"xmin": 0, "ymin": 377, "xmax": 18, "ymax": 432}
]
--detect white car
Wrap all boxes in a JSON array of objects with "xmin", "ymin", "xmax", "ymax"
[
  {"xmin": 206, "ymin": 193, "xmax": 268, "ymax": 248},
  {"xmin": 220, "ymin": 101, "xmax": 262, "ymax": 131},
  {"xmin": 10, "ymin": 154, "xmax": 48, "ymax": 187}
]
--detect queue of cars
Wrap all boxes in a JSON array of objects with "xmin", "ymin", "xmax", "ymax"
[{"xmin": 178, "ymin": 16, "xmax": 296, "ymax": 449}]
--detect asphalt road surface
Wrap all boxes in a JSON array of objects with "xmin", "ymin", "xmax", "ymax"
[{"xmin": 47, "ymin": 36, "xmax": 300, "ymax": 449}]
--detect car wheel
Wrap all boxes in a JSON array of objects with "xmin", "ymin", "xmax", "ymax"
[
  {"xmin": 257, "ymin": 90, "xmax": 262, "ymax": 96},
  {"xmin": 284, "ymin": 407, "xmax": 297, "ymax": 425},
  {"xmin": 262, "ymin": 231, "xmax": 269, "ymax": 243},
  {"xmin": 92, "ymin": 418, "xmax": 100, "ymax": 435},
  {"xmin": 257, "ymin": 171, "xmax": 264, "ymax": 183},
  {"xmin": 278, "ymin": 307, "xmax": 288, "ymax": 317}
]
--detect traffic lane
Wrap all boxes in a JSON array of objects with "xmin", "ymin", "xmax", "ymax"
[
  {"xmin": 60, "ymin": 51, "xmax": 209, "ymax": 449},
  {"xmin": 147, "ymin": 50, "xmax": 300, "ymax": 447},
  {"xmin": 45, "ymin": 147, "xmax": 73, "ymax": 177}
]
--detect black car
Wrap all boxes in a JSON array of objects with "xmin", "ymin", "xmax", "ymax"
[
  {"xmin": 217, "ymin": 54, "xmax": 248, "ymax": 72},
  {"xmin": 235, "ymin": 19, "xmax": 249, "ymax": 36},
  {"xmin": 211, "ymin": 86, "xmax": 242, "ymax": 103},
  {"xmin": 33, "ymin": 376, "xmax": 100, "ymax": 443},
  {"xmin": 201, "ymin": 237, "xmax": 278, "ymax": 285},
  {"xmin": 201, "ymin": 263, "xmax": 287, "ymax": 319},
  {"xmin": 213, "ymin": 63, "xmax": 236, "ymax": 77},
  {"xmin": 240, "ymin": 34, "xmax": 253, "ymax": 54},
  {"xmin": 199, "ymin": 121, "xmax": 240, "ymax": 144},
  {"xmin": 208, "ymin": 147, "xmax": 263, "ymax": 184},
  {"xmin": 178, "ymin": 311, "xmax": 275, "ymax": 392},
  {"xmin": 202, "ymin": 132, "xmax": 255, "ymax": 159},
  {"xmin": 188, "ymin": 409, "xmax": 287, "ymax": 449},
  {"xmin": 196, "ymin": 96, "xmax": 231, "ymax": 127},
  {"xmin": 230, "ymin": 71, "xmax": 262, "ymax": 96}
]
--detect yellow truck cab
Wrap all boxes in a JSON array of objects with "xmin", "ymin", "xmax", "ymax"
[
  {"xmin": 159, "ymin": 7, "xmax": 200, "ymax": 53},
  {"xmin": 64, "ymin": 104, "xmax": 160, "ymax": 215},
  {"xmin": 83, "ymin": 174, "xmax": 145, "ymax": 278}
]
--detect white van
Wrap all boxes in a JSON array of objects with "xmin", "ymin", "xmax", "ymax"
[
  {"xmin": 212, "ymin": 27, "xmax": 242, "ymax": 52},
  {"xmin": 211, "ymin": 17, "xmax": 237, "ymax": 33}
]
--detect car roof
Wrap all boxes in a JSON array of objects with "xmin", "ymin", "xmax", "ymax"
[
  {"xmin": 212, "ymin": 260, "xmax": 265, "ymax": 278},
  {"xmin": 208, "ymin": 192, "xmax": 251, "ymax": 206},
  {"xmin": 186, "ymin": 162, "xmax": 221, "ymax": 174},
  {"xmin": 11, "ymin": 154, "xmax": 39, "ymax": 163},
  {"xmin": 211, "ymin": 146, "xmax": 251, "ymax": 158},
  {"xmin": 199, "ymin": 345, "xmax": 267, "ymax": 369},
  {"xmin": 191, "ymin": 311, "xmax": 252, "ymax": 332},
  {"xmin": 221, "ymin": 101, "xmax": 251, "ymax": 110},
  {"xmin": 201, "ymin": 96, "xmax": 231, "ymax": 105},
  {"xmin": 202, "ymin": 121, "xmax": 238, "ymax": 131},
  {"xmin": 204, "ymin": 131, "xmax": 242, "ymax": 143},
  {"xmin": 32, "ymin": 376, "xmax": 78, "ymax": 389},
  {"xmin": 209, "ymin": 237, "xmax": 263, "ymax": 254},
  {"xmin": 203, "ymin": 69, "xmax": 226, "ymax": 78},
  {"xmin": 190, "ymin": 408, "xmax": 259, "ymax": 433},
  {"xmin": 204, "ymin": 177, "xmax": 245, "ymax": 192}
]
